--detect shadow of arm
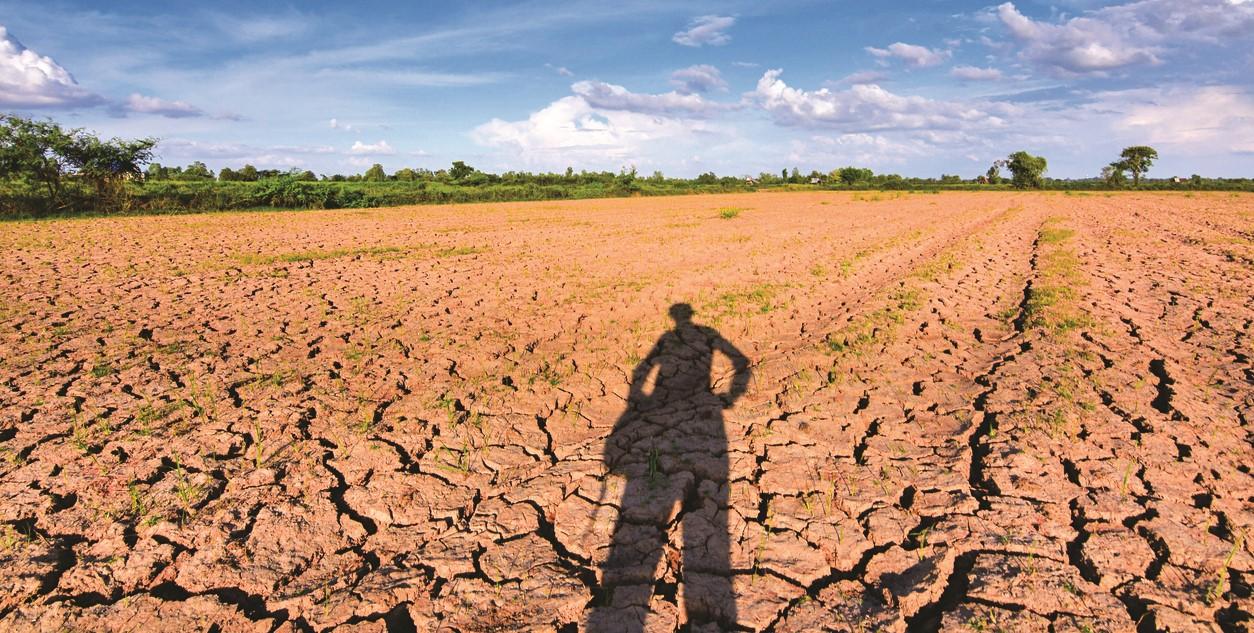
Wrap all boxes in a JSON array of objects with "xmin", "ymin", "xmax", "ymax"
[{"xmin": 714, "ymin": 336, "xmax": 751, "ymax": 408}]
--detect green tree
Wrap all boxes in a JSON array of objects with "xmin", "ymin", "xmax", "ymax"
[
  {"xmin": 0, "ymin": 114, "xmax": 74, "ymax": 204},
  {"xmin": 449, "ymin": 160, "xmax": 474, "ymax": 181},
  {"xmin": 180, "ymin": 161, "xmax": 214, "ymax": 181},
  {"xmin": 1102, "ymin": 161, "xmax": 1127, "ymax": 187},
  {"xmin": 1118, "ymin": 146, "xmax": 1157, "ymax": 186},
  {"xmin": 363, "ymin": 163, "xmax": 387, "ymax": 182},
  {"xmin": 238, "ymin": 164, "xmax": 259, "ymax": 182},
  {"xmin": 145, "ymin": 162, "xmax": 171, "ymax": 180},
  {"xmin": 1005, "ymin": 151, "xmax": 1047, "ymax": 189},
  {"xmin": 836, "ymin": 166, "xmax": 873, "ymax": 186},
  {"xmin": 59, "ymin": 134, "xmax": 156, "ymax": 208},
  {"xmin": 985, "ymin": 160, "xmax": 1005, "ymax": 185}
]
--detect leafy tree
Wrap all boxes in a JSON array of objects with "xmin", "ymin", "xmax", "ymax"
[
  {"xmin": 0, "ymin": 114, "xmax": 74, "ymax": 204},
  {"xmin": 363, "ymin": 163, "xmax": 387, "ymax": 182},
  {"xmin": 836, "ymin": 166, "xmax": 873, "ymax": 186},
  {"xmin": 59, "ymin": 134, "xmax": 156, "ymax": 207},
  {"xmin": 449, "ymin": 160, "xmax": 474, "ymax": 181},
  {"xmin": 1102, "ymin": 161, "xmax": 1127, "ymax": 187},
  {"xmin": 0, "ymin": 114, "xmax": 154, "ymax": 211},
  {"xmin": 790, "ymin": 167, "xmax": 801, "ymax": 183},
  {"xmin": 1118, "ymin": 146, "xmax": 1157, "ymax": 186},
  {"xmin": 145, "ymin": 163, "xmax": 173, "ymax": 180},
  {"xmin": 238, "ymin": 164, "xmax": 259, "ymax": 182},
  {"xmin": 1005, "ymin": 151, "xmax": 1047, "ymax": 189},
  {"xmin": 985, "ymin": 160, "xmax": 1005, "ymax": 185},
  {"xmin": 180, "ymin": 161, "xmax": 214, "ymax": 181}
]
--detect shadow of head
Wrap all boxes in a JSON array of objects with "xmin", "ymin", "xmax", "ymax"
[{"xmin": 668, "ymin": 302, "xmax": 693, "ymax": 325}]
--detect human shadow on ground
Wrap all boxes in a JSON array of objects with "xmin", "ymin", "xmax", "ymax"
[{"xmin": 587, "ymin": 303, "xmax": 751, "ymax": 632}]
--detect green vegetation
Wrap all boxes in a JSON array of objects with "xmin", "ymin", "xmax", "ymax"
[
  {"xmin": 718, "ymin": 206, "xmax": 745, "ymax": 219},
  {"xmin": 1021, "ymin": 223, "xmax": 1092, "ymax": 334},
  {"xmin": 1006, "ymin": 151, "xmax": 1048, "ymax": 189},
  {"xmin": 4, "ymin": 115, "xmax": 1248, "ymax": 219},
  {"xmin": 235, "ymin": 245, "xmax": 406, "ymax": 265}
]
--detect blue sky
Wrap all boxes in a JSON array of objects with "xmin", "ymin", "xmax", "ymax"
[{"xmin": 1, "ymin": 0, "xmax": 1251, "ymax": 178}]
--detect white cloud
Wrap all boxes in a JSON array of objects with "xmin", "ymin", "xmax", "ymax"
[
  {"xmin": 1099, "ymin": 85, "xmax": 1254, "ymax": 153},
  {"xmin": 472, "ymin": 94, "xmax": 719, "ymax": 171},
  {"xmin": 751, "ymin": 69, "xmax": 1013, "ymax": 132},
  {"xmin": 348, "ymin": 140, "xmax": 396, "ymax": 155},
  {"xmin": 865, "ymin": 42, "xmax": 951, "ymax": 67},
  {"xmin": 570, "ymin": 80, "xmax": 731, "ymax": 117},
  {"xmin": 838, "ymin": 70, "xmax": 889, "ymax": 85},
  {"xmin": 125, "ymin": 93, "xmax": 204, "ymax": 118},
  {"xmin": 669, "ymin": 64, "xmax": 728, "ymax": 94},
  {"xmin": 672, "ymin": 15, "xmax": 735, "ymax": 47},
  {"xmin": 950, "ymin": 65, "xmax": 1004, "ymax": 80},
  {"xmin": 0, "ymin": 24, "xmax": 102, "ymax": 107},
  {"xmin": 790, "ymin": 133, "xmax": 929, "ymax": 166},
  {"xmin": 545, "ymin": 63, "xmax": 574, "ymax": 77},
  {"xmin": 329, "ymin": 118, "xmax": 354, "ymax": 131},
  {"xmin": 996, "ymin": 0, "xmax": 1254, "ymax": 75},
  {"xmin": 156, "ymin": 138, "xmax": 335, "ymax": 168},
  {"xmin": 996, "ymin": 3, "xmax": 1157, "ymax": 73}
]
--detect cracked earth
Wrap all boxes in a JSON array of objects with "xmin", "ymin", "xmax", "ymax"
[{"xmin": 0, "ymin": 191, "xmax": 1251, "ymax": 632}]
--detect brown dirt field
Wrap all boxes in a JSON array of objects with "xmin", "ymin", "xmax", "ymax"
[{"xmin": 1, "ymin": 191, "xmax": 1252, "ymax": 632}]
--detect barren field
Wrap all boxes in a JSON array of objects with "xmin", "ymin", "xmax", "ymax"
[{"xmin": 1, "ymin": 191, "xmax": 1252, "ymax": 632}]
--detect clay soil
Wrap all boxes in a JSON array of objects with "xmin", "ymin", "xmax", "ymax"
[{"xmin": 1, "ymin": 191, "xmax": 1251, "ymax": 632}]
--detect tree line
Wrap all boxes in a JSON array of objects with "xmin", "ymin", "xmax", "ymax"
[{"xmin": 1, "ymin": 114, "xmax": 1249, "ymax": 218}]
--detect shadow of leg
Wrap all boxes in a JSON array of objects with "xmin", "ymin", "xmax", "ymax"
[
  {"xmin": 587, "ymin": 473, "xmax": 675, "ymax": 633},
  {"xmin": 681, "ymin": 475, "xmax": 737, "ymax": 629}
]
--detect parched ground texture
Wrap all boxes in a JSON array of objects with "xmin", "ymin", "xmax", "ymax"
[{"xmin": 1, "ymin": 191, "xmax": 1251, "ymax": 632}]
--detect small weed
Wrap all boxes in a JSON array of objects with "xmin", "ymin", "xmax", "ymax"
[
  {"xmin": 647, "ymin": 447, "xmax": 663, "ymax": 489},
  {"xmin": 251, "ymin": 422, "xmax": 266, "ymax": 469},
  {"xmin": 127, "ymin": 483, "xmax": 149, "ymax": 520},
  {"xmin": 717, "ymin": 207, "xmax": 746, "ymax": 219},
  {"xmin": 173, "ymin": 458, "xmax": 203, "ymax": 522},
  {"xmin": 434, "ymin": 246, "xmax": 484, "ymax": 258},
  {"xmin": 90, "ymin": 360, "xmax": 114, "ymax": 378},
  {"xmin": 912, "ymin": 526, "xmax": 931, "ymax": 561},
  {"xmin": 1206, "ymin": 530, "xmax": 1245, "ymax": 605}
]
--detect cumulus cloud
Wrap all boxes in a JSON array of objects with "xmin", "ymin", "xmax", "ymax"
[
  {"xmin": 570, "ymin": 80, "xmax": 731, "ymax": 117},
  {"xmin": 950, "ymin": 66, "xmax": 1004, "ymax": 80},
  {"xmin": 0, "ymin": 24, "xmax": 101, "ymax": 108},
  {"xmin": 865, "ymin": 42, "xmax": 950, "ymax": 67},
  {"xmin": 348, "ymin": 140, "xmax": 396, "ymax": 155},
  {"xmin": 1099, "ymin": 85, "xmax": 1254, "ymax": 153},
  {"xmin": 125, "ymin": 93, "xmax": 204, "ymax": 118},
  {"xmin": 669, "ymin": 65, "xmax": 728, "ymax": 94},
  {"xmin": 672, "ymin": 15, "xmax": 735, "ymax": 47},
  {"xmin": 472, "ymin": 93, "xmax": 723, "ymax": 171},
  {"xmin": 751, "ymin": 69, "xmax": 1013, "ymax": 132},
  {"xmin": 996, "ymin": 0, "xmax": 1254, "ymax": 75}
]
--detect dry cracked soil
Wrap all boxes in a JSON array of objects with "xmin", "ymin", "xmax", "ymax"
[{"xmin": 0, "ymin": 191, "xmax": 1251, "ymax": 632}]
